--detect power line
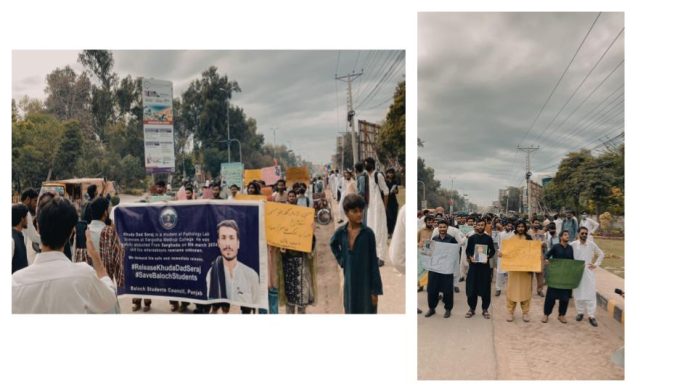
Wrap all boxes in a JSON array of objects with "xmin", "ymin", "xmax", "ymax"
[
  {"xmin": 551, "ymin": 85, "xmax": 625, "ymax": 148},
  {"xmin": 355, "ymin": 51, "xmax": 404, "ymax": 109},
  {"xmin": 354, "ymin": 51, "xmax": 398, "ymax": 103},
  {"xmin": 538, "ymin": 58, "xmax": 624, "ymax": 146},
  {"xmin": 532, "ymin": 28, "xmax": 624, "ymax": 146},
  {"xmin": 509, "ymin": 12, "xmax": 602, "ymax": 174}
]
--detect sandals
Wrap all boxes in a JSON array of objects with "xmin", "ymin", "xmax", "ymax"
[
  {"xmin": 482, "ymin": 311, "xmax": 491, "ymax": 319},
  {"xmin": 465, "ymin": 310, "xmax": 474, "ymax": 318}
]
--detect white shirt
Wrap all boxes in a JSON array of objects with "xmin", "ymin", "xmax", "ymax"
[
  {"xmin": 22, "ymin": 211, "xmax": 41, "ymax": 264},
  {"xmin": 389, "ymin": 205, "xmax": 406, "ymax": 267},
  {"xmin": 88, "ymin": 220, "xmax": 107, "ymax": 253},
  {"xmin": 580, "ymin": 217, "xmax": 600, "ymax": 234},
  {"xmin": 571, "ymin": 240, "xmax": 605, "ymax": 267},
  {"xmin": 206, "ymin": 260, "xmax": 261, "ymax": 306},
  {"xmin": 12, "ymin": 251, "xmax": 117, "ymax": 313}
]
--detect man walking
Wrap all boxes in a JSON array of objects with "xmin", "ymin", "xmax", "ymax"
[
  {"xmin": 12, "ymin": 204, "xmax": 30, "ymax": 273},
  {"xmin": 364, "ymin": 157, "xmax": 390, "ymax": 267},
  {"xmin": 571, "ymin": 226, "xmax": 605, "ymax": 327}
]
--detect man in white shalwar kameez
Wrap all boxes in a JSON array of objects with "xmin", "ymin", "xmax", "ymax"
[
  {"xmin": 580, "ymin": 212, "xmax": 600, "ymax": 243},
  {"xmin": 571, "ymin": 226, "xmax": 605, "ymax": 327},
  {"xmin": 364, "ymin": 158, "xmax": 390, "ymax": 265}
]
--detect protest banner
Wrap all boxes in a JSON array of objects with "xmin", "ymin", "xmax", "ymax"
[
  {"xmin": 546, "ymin": 259, "xmax": 585, "ymax": 289},
  {"xmin": 459, "ymin": 225, "xmax": 474, "ymax": 236},
  {"xmin": 235, "ymin": 194, "xmax": 267, "ymax": 201},
  {"xmin": 142, "ymin": 78, "xmax": 175, "ymax": 173},
  {"xmin": 421, "ymin": 241, "xmax": 460, "ymax": 275},
  {"xmin": 500, "ymin": 238, "xmax": 543, "ymax": 272},
  {"xmin": 286, "ymin": 166, "xmax": 310, "ymax": 185},
  {"xmin": 221, "ymin": 162, "xmax": 244, "ymax": 188},
  {"xmin": 261, "ymin": 165, "xmax": 281, "ymax": 185},
  {"xmin": 244, "ymin": 169, "xmax": 262, "ymax": 185},
  {"xmin": 114, "ymin": 200, "xmax": 269, "ymax": 309},
  {"xmin": 149, "ymin": 195, "xmax": 172, "ymax": 202},
  {"xmin": 264, "ymin": 201, "xmax": 314, "ymax": 252}
]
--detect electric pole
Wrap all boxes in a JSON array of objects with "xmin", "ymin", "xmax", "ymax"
[
  {"xmin": 336, "ymin": 70, "xmax": 363, "ymax": 166},
  {"xmin": 517, "ymin": 145, "xmax": 539, "ymax": 216}
]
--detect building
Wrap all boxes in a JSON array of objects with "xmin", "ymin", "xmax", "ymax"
[{"xmin": 358, "ymin": 119, "xmax": 380, "ymax": 164}]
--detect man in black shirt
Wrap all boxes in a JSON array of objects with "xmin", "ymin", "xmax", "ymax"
[
  {"xmin": 542, "ymin": 229, "xmax": 574, "ymax": 323},
  {"xmin": 464, "ymin": 219, "xmax": 496, "ymax": 319},
  {"xmin": 424, "ymin": 220, "xmax": 459, "ymax": 319}
]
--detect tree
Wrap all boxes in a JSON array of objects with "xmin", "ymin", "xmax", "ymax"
[
  {"xmin": 376, "ymin": 81, "xmax": 405, "ymax": 170},
  {"xmin": 12, "ymin": 113, "xmax": 64, "ymax": 189},
  {"xmin": 12, "ymin": 99, "xmax": 18, "ymax": 123},
  {"xmin": 542, "ymin": 146, "xmax": 624, "ymax": 216},
  {"xmin": 44, "ymin": 66, "xmax": 91, "ymax": 121},
  {"xmin": 52, "ymin": 120, "xmax": 83, "ymax": 179},
  {"xmin": 78, "ymin": 50, "xmax": 117, "ymax": 141},
  {"xmin": 17, "ymin": 95, "xmax": 44, "ymax": 117}
]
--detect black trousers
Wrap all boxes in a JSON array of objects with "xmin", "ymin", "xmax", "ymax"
[
  {"xmin": 466, "ymin": 263, "xmax": 492, "ymax": 312},
  {"xmin": 544, "ymin": 287, "xmax": 571, "ymax": 316},
  {"xmin": 427, "ymin": 271, "xmax": 454, "ymax": 311},
  {"xmin": 132, "ymin": 298, "xmax": 151, "ymax": 306}
]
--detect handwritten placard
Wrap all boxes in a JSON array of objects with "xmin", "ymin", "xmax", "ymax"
[
  {"xmin": 235, "ymin": 194, "xmax": 268, "ymax": 201},
  {"xmin": 261, "ymin": 166, "xmax": 281, "ymax": 185},
  {"xmin": 421, "ymin": 241, "xmax": 460, "ymax": 274},
  {"xmin": 500, "ymin": 238, "xmax": 543, "ymax": 272},
  {"xmin": 244, "ymin": 169, "xmax": 262, "ymax": 185},
  {"xmin": 286, "ymin": 166, "xmax": 310, "ymax": 186},
  {"xmin": 265, "ymin": 201, "xmax": 314, "ymax": 252},
  {"xmin": 221, "ymin": 162, "xmax": 244, "ymax": 189}
]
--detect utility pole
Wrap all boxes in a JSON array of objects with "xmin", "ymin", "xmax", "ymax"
[
  {"xmin": 517, "ymin": 145, "xmax": 539, "ymax": 216},
  {"xmin": 336, "ymin": 70, "xmax": 363, "ymax": 166},
  {"xmin": 271, "ymin": 127, "xmax": 277, "ymax": 159}
]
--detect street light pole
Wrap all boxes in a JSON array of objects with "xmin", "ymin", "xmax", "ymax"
[
  {"xmin": 226, "ymin": 99, "xmax": 231, "ymax": 163},
  {"xmin": 230, "ymin": 138, "xmax": 242, "ymax": 164},
  {"xmin": 417, "ymin": 180, "xmax": 426, "ymax": 209}
]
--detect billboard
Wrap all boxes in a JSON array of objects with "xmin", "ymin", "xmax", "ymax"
[{"xmin": 143, "ymin": 78, "xmax": 176, "ymax": 173}]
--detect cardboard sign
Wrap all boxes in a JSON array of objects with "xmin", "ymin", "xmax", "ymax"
[
  {"xmin": 235, "ymin": 194, "xmax": 267, "ymax": 201},
  {"xmin": 265, "ymin": 201, "xmax": 314, "ymax": 253},
  {"xmin": 421, "ymin": 241, "xmax": 460, "ymax": 275},
  {"xmin": 221, "ymin": 162, "xmax": 244, "ymax": 189},
  {"xmin": 244, "ymin": 169, "xmax": 263, "ymax": 185},
  {"xmin": 546, "ymin": 259, "xmax": 585, "ymax": 289},
  {"xmin": 500, "ymin": 238, "xmax": 543, "ymax": 272},
  {"xmin": 261, "ymin": 165, "xmax": 281, "ymax": 185},
  {"xmin": 286, "ymin": 166, "xmax": 310, "ymax": 186}
]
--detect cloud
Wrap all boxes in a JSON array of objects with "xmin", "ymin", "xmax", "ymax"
[
  {"xmin": 12, "ymin": 50, "xmax": 404, "ymax": 166},
  {"xmin": 418, "ymin": 12, "xmax": 624, "ymax": 207}
]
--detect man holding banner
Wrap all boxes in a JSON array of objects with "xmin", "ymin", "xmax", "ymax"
[
  {"xmin": 501, "ymin": 221, "xmax": 535, "ymax": 322},
  {"xmin": 542, "ymin": 230, "xmax": 574, "ymax": 324},
  {"xmin": 423, "ymin": 220, "xmax": 460, "ymax": 319}
]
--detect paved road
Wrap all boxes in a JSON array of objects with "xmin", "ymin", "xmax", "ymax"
[{"xmin": 418, "ymin": 273, "xmax": 624, "ymax": 380}]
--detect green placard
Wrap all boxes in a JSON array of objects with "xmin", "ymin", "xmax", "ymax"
[{"xmin": 546, "ymin": 259, "xmax": 585, "ymax": 289}]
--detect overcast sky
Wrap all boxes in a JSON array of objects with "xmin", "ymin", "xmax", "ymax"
[
  {"xmin": 418, "ymin": 12, "xmax": 624, "ymax": 207},
  {"xmin": 13, "ymin": 50, "xmax": 404, "ymax": 166}
]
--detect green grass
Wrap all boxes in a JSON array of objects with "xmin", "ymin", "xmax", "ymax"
[{"xmin": 594, "ymin": 238, "xmax": 624, "ymax": 278}]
